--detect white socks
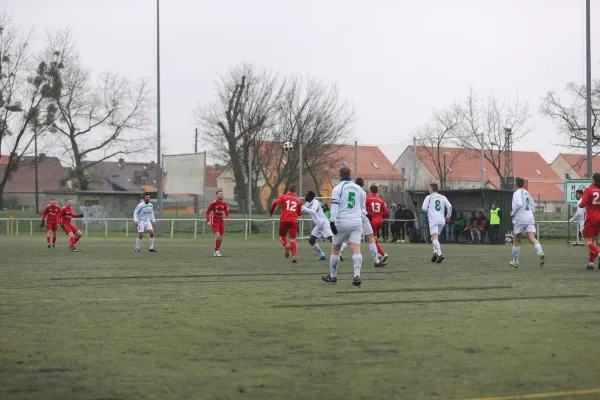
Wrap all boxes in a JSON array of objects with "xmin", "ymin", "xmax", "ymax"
[
  {"xmin": 149, "ymin": 237, "xmax": 155, "ymax": 249},
  {"xmin": 369, "ymin": 243, "xmax": 380, "ymax": 263},
  {"xmin": 352, "ymin": 254, "xmax": 362, "ymax": 278},
  {"xmin": 432, "ymin": 240, "xmax": 442, "ymax": 256},
  {"xmin": 534, "ymin": 243, "xmax": 543, "ymax": 256},
  {"xmin": 512, "ymin": 246, "xmax": 520, "ymax": 263},
  {"xmin": 312, "ymin": 243, "xmax": 324, "ymax": 255},
  {"xmin": 135, "ymin": 238, "xmax": 141, "ymax": 249},
  {"xmin": 330, "ymin": 255, "xmax": 340, "ymax": 278}
]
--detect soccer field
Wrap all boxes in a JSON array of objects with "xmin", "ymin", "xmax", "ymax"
[{"xmin": 1, "ymin": 237, "xmax": 600, "ymax": 400}]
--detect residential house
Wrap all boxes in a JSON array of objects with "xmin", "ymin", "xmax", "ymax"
[
  {"xmin": 0, "ymin": 155, "xmax": 69, "ymax": 210},
  {"xmin": 395, "ymin": 146, "xmax": 565, "ymax": 211},
  {"xmin": 550, "ymin": 153, "xmax": 600, "ymax": 181}
]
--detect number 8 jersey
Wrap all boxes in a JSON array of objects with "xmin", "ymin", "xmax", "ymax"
[
  {"xmin": 422, "ymin": 193, "xmax": 452, "ymax": 225},
  {"xmin": 512, "ymin": 188, "xmax": 535, "ymax": 225}
]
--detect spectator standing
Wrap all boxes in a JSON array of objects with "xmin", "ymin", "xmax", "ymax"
[{"xmin": 489, "ymin": 203, "xmax": 502, "ymax": 244}]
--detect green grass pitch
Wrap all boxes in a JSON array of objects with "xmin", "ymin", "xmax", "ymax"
[{"xmin": 1, "ymin": 236, "xmax": 600, "ymax": 400}]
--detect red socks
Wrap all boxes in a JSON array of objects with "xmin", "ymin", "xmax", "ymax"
[
  {"xmin": 280, "ymin": 237, "xmax": 288, "ymax": 248},
  {"xmin": 69, "ymin": 236, "xmax": 75, "ymax": 247},
  {"xmin": 52, "ymin": 236, "xmax": 56, "ymax": 244},
  {"xmin": 588, "ymin": 243, "xmax": 599, "ymax": 262},
  {"xmin": 74, "ymin": 235, "xmax": 81, "ymax": 244},
  {"xmin": 290, "ymin": 241, "xmax": 297, "ymax": 257},
  {"xmin": 46, "ymin": 236, "xmax": 50, "ymax": 244},
  {"xmin": 375, "ymin": 240, "xmax": 385, "ymax": 256},
  {"xmin": 214, "ymin": 239, "xmax": 221, "ymax": 251}
]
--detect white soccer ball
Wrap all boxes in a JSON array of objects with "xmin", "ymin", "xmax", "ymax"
[{"xmin": 283, "ymin": 141, "xmax": 294, "ymax": 152}]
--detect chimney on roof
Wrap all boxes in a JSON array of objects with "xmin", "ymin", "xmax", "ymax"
[
  {"xmin": 118, "ymin": 158, "xmax": 125, "ymax": 165},
  {"xmin": 150, "ymin": 160, "xmax": 155, "ymax": 168}
]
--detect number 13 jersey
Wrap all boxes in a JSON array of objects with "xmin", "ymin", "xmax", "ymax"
[
  {"xmin": 580, "ymin": 185, "xmax": 600, "ymax": 224},
  {"xmin": 512, "ymin": 188, "xmax": 535, "ymax": 225}
]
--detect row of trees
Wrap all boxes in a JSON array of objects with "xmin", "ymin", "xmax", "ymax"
[
  {"xmin": 194, "ymin": 64, "xmax": 355, "ymax": 213},
  {"xmin": 0, "ymin": 15, "xmax": 151, "ymax": 207},
  {"xmin": 416, "ymin": 78, "xmax": 600, "ymax": 188}
]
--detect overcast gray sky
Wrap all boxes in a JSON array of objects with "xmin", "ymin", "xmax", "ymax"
[{"xmin": 5, "ymin": 0, "xmax": 599, "ymax": 164}]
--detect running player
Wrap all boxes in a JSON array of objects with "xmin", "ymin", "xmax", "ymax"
[
  {"xmin": 366, "ymin": 184, "xmax": 389, "ymax": 261},
  {"xmin": 206, "ymin": 190, "xmax": 230, "ymax": 257},
  {"xmin": 509, "ymin": 177, "xmax": 545, "ymax": 268},
  {"xmin": 269, "ymin": 184, "xmax": 302, "ymax": 263},
  {"xmin": 134, "ymin": 193, "xmax": 157, "ymax": 252},
  {"xmin": 58, "ymin": 199, "xmax": 83, "ymax": 252},
  {"xmin": 579, "ymin": 174, "xmax": 600, "ymax": 270},
  {"xmin": 322, "ymin": 166, "xmax": 364, "ymax": 286},
  {"xmin": 41, "ymin": 197, "xmax": 61, "ymax": 248},
  {"xmin": 339, "ymin": 178, "xmax": 387, "ymax": 267},
  {"xmin": 302, "ymin": 191, "xmax": 333, "ymax": 260},
  {"xmin": 422, "ymin": 183, "xmax": 452, "ymax": 263}
]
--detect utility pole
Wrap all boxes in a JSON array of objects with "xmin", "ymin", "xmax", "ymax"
[
  {"xmin": 34, "ymin": 132, "xmax": 39, "ymax": 213},
  {"xmin": 248, "ymin": 147, "xmax": 253, "ymax": 217},
  {"xmin": 586, "ymin": 0, "xmax": 593, "ymax": 178},
  {"xmin": 480, "ymin": 131, "xmax": 485, "ymax": 187},
  {"xmin": 298, "ymin": 143, "xmax": 303, "ymax": 197},
  {"xmin": 155, "ymin": 0, "xmax": 164, "ymax": 234},
  {"xmin": 413, "ymin": 137, "xmax": 417, "ymax": 189},
  {"xmin": 194, "ymin": 128, "xmax": 199, "ymax": 215},
  {"xmin": 354, "ymin": 140, "xmax": 358, "ymax": 178}
]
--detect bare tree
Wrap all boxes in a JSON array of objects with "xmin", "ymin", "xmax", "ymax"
[
  {"xmin": 259, "ymin": 77, "xmax": 354, "ymax": 204},
  {"xmin": 540, "ymin": 80, "xmax": 600, "ymax": 151},
  {"xmin": 455, "ymin": 88, "xmax": 532, "ymax": 182},
  {"xmin": 195, "ymin": 64, "xmax": 285, "ymax": 213},
  {"xmin": 45, "ymin": 31, "xmax": 152, "ymax": 190},
  {"xmin": 416, "ymin": 105, "xmax": 462, "ymax": 189},
  {"xmin": 0, "ymin": 15, "xmax": 60, "ymax": 207}
]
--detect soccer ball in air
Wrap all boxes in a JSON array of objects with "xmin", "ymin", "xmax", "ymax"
[{"xmin": 283, "ymin": 142, "xmax": 294, "ymax": 152}]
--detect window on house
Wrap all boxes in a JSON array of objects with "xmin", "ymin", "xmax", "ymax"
[
  {"xmin": 401, "ymin": 168, "xmax": 405, "ymax": 175},
  {"xmin": 372, "ymin": 162, "xmax": 379, "ymax": 169},
  {"xmin": 535, "ymin": 169, "xmax": 541, "ymax": 175}
]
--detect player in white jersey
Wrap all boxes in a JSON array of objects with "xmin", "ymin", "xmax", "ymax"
[
  {"xmin": 509, "ymin": 177, "xmax": 544, "ymax": 268},
  {"xmin": 568, "ymin": 189, "xmax": 585, "ymax": 237},
  {"xmin": 322, "ymin": 167, "xmax": 363, "ymax": 286},
  {"xmin": 339, "ymin": 178, "xmax": 388, "ymax": 267},
  {"xmin": 422, "ymin": 183, "xmax": 452, "ymax": 263},
  {"xmin": 133, "ymin": 193, "xmax": 157, "ymax": 252},
  {"xmin": 302, "ymin": 191, "xmax": 333, "ymax": 260}
]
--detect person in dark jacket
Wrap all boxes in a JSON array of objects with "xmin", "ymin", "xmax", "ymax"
[
  {"xmin": 403, "ymin": 205, "xmax": 416, "ymax": 242},
  {"xmin": 445, "ymin": 208, "xmax": 457, "ymax": 243},
  {"xmin": 395, "ymin": 205, "xmax": 405, "ymax": 242}
]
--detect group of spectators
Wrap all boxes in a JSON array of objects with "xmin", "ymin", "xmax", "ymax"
[{"xmin": 439, "ymin": 203, "xmax": 503, "ymax": 244}]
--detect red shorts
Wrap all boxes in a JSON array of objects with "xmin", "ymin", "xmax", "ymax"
[
  {"xmin": 582, "ymin": 220, "xmax": 600, "ymax": 238},
  {"xmin": 46, "ymin": 222, "xmax": 58, "ymax": 232},
  {"xmin": 279, "ymin": 221, "xmax": 298, "ymax": 239},
  {"xmin": 62, "ymin": 223, "xmax": 79, "ymax": 235},
  {"xmin": 211, "ymin": 224, "xmax": 224, "ymax": 235},
  {"xmin": 370, "ymin": 219, "xmax": 383, "ymax": 234}
]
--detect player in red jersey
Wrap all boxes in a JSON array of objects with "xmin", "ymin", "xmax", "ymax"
[
  {"xmin": 366, "ymin": 184, "xmax": 389, "ymax": 261},
  {"xmin": 579, "ymin": 172, "xmax": 600, "ymax": 269},
  {"xmin": 206, "ymin": 190, "xmax": 230, "ymax": 257},
  {"xmin": 41, "ymin": 197, "xmax": 61, "ymax": 248},
  {"xmin": 269, "ymin": 183, "xmax": 302, "ymax": 263},
  {"xmin": 58, "ymin": 199, "xmax": 84, "ymax": 252}
]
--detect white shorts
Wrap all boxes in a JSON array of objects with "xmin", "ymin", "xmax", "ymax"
[
  {"xmin": 361, "ymin": 215, "xmax": 373, "ymax": 235},
  {"xmin": 311, "ymin": 222, "xmax": 333, "ymax": 239},
  {"xmin": 429, "ymin": 223, "xmax": 445, "ymax": 236},
  {"xmin": 137, "ymin": 220, "xmax": 154, "ymax": 233},
  {"xmin": 514, "ymin": 223, "xmax": 536, "ymax": 235},
  {"xmin": 333, "ymin": 219, "xmax": 363, "ymax": 245}
]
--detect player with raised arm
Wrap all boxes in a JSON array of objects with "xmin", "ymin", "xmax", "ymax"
[
  {"xmin": 269, "ymin": 184, "xmax": 302, "ymax": 263},
  {"xmin": 134, "ymin": 193, "xmax": 157, "ymax": 253},
  {"xmin": 509, "ymin": 177, "xmax": 545, "ymax": 268},
  {"xmin": 41, "ymin": 197, "xmax": 61, "ymax": 248},
  {"xmin": 579, "ymin": 174, "xmax": 600, "ymax": 270},
  {"xmin": 58, "ymin": 199, "xmax": 83, "ymax": 252},
  {"xmin": 422, "ymin": 183, "xmax": 452, "ymax": 263},
  {"xmin": 339, "ymin": 178, "xmax": 387, "ymax": 267},
  {"xmin": 366, "ymin": 184, "xmax": 389, "ymax": 262},
  {"xmin": 206, "ymin": 190, "xmax": 230, "ymax": 257},
  {"xmin": 322, "ymin": 167, "xmax": 364, "ymax": 286},
  {"xmin": 302, "ymin": 191, "xmax": 333, "ymax": 260}
]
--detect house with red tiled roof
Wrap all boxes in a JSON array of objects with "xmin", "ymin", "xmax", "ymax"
[
  {"xmin": 550, "ymin": 153, "xmax": 600, "ymax": 180},
  {"xmin": 395, "ymin": 146, "xmax": 565, "ymax": 210}
]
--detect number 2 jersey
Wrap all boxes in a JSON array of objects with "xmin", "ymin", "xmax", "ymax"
[
  {"xmin": 422, "ymin": 193, "xmax": 452, "ymax": 225},
  {"xmin": 579, "ymin": 185, "xmax": 600, "ymax": 224},
  {"xmin": 512, "ymin": 188, "xmax": 535, "ymax": 225},
  {"xmin": 270, "ymin": 193, "xmax": 302, "ymax": 222}
]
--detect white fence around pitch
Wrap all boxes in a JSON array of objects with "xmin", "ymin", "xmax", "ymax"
[{"xmin": 0, "ymin": 218, "xmax": 580, "ymax": 242}]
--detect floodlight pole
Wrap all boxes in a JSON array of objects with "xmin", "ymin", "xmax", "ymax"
[
  {"xmin": 194, "ymin": 128, "xmax": 199, "ymax": 215},
  {"xmin": 156, "ymin": 0, "xmax": 164, "ymax": 234},
  {"xmin": 248, "ymin": 147, "xmax": 252, "ymax": 217},
  {"xmin": 480, "ymin": 131, "xmax": 485, "ymax": 187},
  {"xmin": 585, "ymin": 0, "xmax": 593, "ymax": 179},
  {"xmin": 298, "ymin": 143, "xmax": 303, "ymax": 197}
]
